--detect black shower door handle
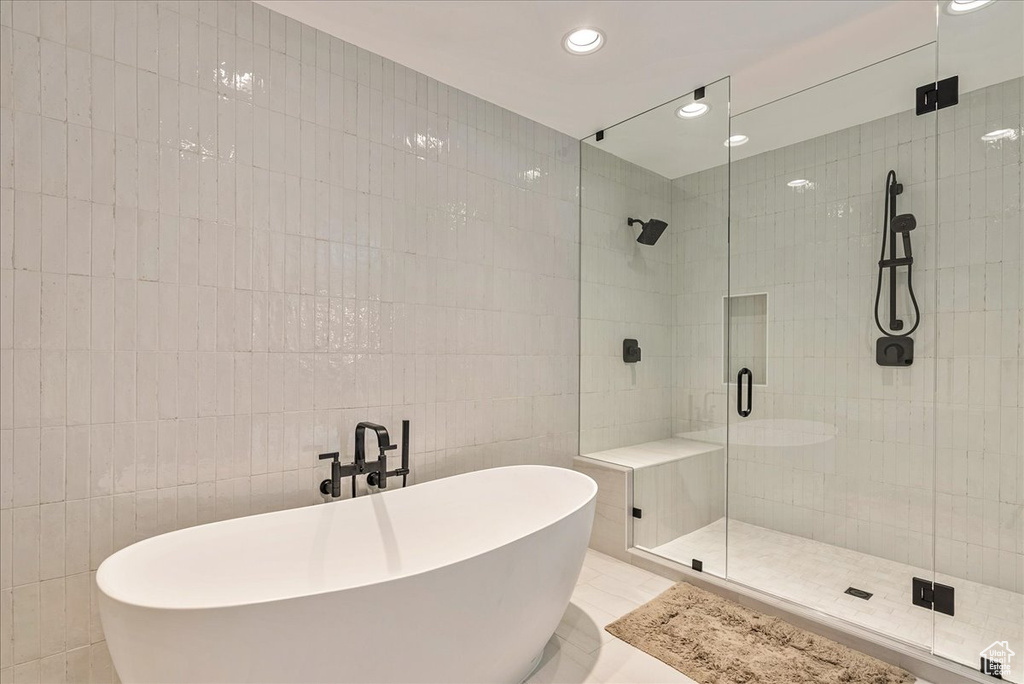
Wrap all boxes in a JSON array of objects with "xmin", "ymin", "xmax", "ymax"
[{"xmin": 737, "ymin": 368, "xmax": 752, "ymax": 417}]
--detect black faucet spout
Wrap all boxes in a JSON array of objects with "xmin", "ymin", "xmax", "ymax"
[{"xmin": 355, "ymin": 422, "xmax": 396, "ymax": 488}]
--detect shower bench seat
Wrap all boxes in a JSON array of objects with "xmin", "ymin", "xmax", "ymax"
[{"xmin": 574, "ymin": 437, "xmax": 724, "ymax": 561}]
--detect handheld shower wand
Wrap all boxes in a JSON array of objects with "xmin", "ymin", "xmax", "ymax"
[{"xmin": 873, "ymin": 170, "xmax": 920, "ymax": 366}]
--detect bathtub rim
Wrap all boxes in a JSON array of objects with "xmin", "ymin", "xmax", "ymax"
[{"xmin": 96, "ymin": 464, "xmax": 597, "ymax": 611}]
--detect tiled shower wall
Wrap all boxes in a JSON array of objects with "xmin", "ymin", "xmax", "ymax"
[
  {"xmin": 0, "ymin": 0, "xmax": 581, "ymax": 680},
  {"xmin": 580, "ymin": 143, "xmax": 673, "ymax": 455},
  {"xmin": 671, "ymin": 163, "xmax": 728, "ymax": 439},
  {"xmin": 676, "ymin": 77, "xmax": 1022, "ymax": 592}
]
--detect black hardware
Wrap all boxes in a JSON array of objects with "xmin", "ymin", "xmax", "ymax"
[
  {"xmin": 876, "ymin": 336, "xmax": 913, "ymax": 366},
  {"xmin": 632, "ymin": 507, "xmax": 642, "ymax": 519},
  {"xmin": 933, "ymin": 582, "xmax": 955, "ymax": 616},
  {"xmin": 627, "ymin": 216, "xmax": 668, "ymax": 246},
  {"xmin": 844, "ymin": 587, "xmax": 873, "ymax": 600},
  {"xmin": 318, "ymin": 452, "xmax": 342, "ymax": 498},
  {"xmin": 981, "ymin": 657, "xmax": 1004, "ymax": 679},
  {"xmin": 318, "ymin": 421, "xmax": 411, "ymax": 499},
  {"xmin": 596, "ymin": 129, "xmax": 604, "ymax": 142},
  {"xmin": 691, "ymin": 559, "xmax": 703, "ymax": 572},
  {"xmin": 693, "ymin": 86, "xmax": 705, "ymax": 101},
  {"xmin": 874, "ymin": 170, "xmax": 920, "ymax": 365},
  {"xmin": 736, "ymin": 368, "xmax": 752, "ymax": 417},
  {"xmin": 623, "ymin": 339, "xmax": 641, "ymax": 363},
  {"xmin": 916, "ymin": 75, "xmax": 958, "ymax": 116},
  {"xmin": 355, "ymin": 422, "xmax": 397, "ymax": 489},
  {"xmin": 878, "ymin": 257, "xmax": 913, "ymax": 269},
  {"xmin": 912, "ymin": 577, "xmax": 955, "ymax": 616},
  {"xmin": 400, "ymin": 419, "xmax": 409, "ymax": 487}
]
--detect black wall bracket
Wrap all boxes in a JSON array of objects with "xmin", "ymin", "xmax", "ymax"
[
  {"xmin": 632, "ymin": 507, "xmax": 642, "ymax": 519},
  {"xmin": 981, "ymin": 657, "xmax": 1005, "ymax": 679},
  {"xmin": 916, "ymin": 75, "xmax": 959, "ymax": 116},
  {"xmin": 623, "ymin": 339, "xmax": 641, "ymax": 363},
  {"xmin": 912, "ymin": 577, "xmax": 955, "ymax": 616}
]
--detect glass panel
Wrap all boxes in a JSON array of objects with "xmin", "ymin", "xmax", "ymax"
[
  {"xmin": 579, "ymin": 79, "xmax": 730, "ymax": 576},
  {"xmin": 936, "ymin": 0, "xmax": 1023, "ymax": 679},
  {"xmin": 727, "ymin": 44, "xmax": 939, "ymax": 652}
]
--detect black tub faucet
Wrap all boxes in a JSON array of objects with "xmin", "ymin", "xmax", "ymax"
[
  {"xmin": 318, "ymin": 420, "xmax": 411, "ymax": 499},
  {"xmin": 356, "ymin": 422, "xmax": 396, "ymax": 489}
]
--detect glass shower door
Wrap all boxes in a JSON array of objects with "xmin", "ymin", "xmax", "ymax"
[
  {"xmin": 578, "ymin": 79, "xmax": 731, "ymax": 577},
  {"xmin": 934, "ymin": 0, "xmax": 1023, "ymax": 679},
  {"xmin": 726, "ymin": 44, "xmax": 941, "ymax": 654}
]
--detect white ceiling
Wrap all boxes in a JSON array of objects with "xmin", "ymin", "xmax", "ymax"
[
  {"xmin": 258, "ymin": 0, "xmax": 1022, "ymax": 179},
  {"xmin": 589, "ymin": 1, "xmax": 1023, "ymax": 178},
  {"xmin": 255, "ymin": 0, "xmax": 934, "ymax": 140}
]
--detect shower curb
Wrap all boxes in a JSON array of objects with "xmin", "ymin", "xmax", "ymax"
[{"xmin": 626, "ymin": 548, "xmax": 997, "ymax": 684}]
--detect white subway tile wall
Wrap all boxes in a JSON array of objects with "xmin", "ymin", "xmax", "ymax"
[
  {"xmin": 670, "ymin": 162, "xmax": 729, "ymax": 439},
  {"xmin": 0, "ymin": 0, "xmax": 581, "ymax": 680},
  {"xmin": 580, "ymin": 144, "xmax": 674, "ymax": 455}
]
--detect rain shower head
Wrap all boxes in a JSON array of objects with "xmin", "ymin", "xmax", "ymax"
[{"xmin": 627, "ymin": 217, "xmax": 668, "ymax": 245}]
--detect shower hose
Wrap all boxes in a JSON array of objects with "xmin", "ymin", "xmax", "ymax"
[{"xmin": 873, "ymin": 170, "xmax": 921, "ymax": 337}]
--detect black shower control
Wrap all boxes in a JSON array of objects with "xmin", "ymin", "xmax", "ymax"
[
  {"xmin": 623, "ymin": 339, "xmax": 641, "ymax": 363},
  {"xmin": 877, "ymin": 336, "xmax": 913, "ymax": 366}
]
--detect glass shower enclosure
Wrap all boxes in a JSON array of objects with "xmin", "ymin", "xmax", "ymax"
[
  {"xmin": 580, "ymin": 78, "xmax": 730, "ymax": 576},
  {"xmin": 579, "ymin": 1, "xmax": 1022, "ymax": 679}
]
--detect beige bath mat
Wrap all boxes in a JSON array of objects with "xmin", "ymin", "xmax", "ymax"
[{"xmin": 605, "ymin": 582, "xmax": 915, "ymax": 684}]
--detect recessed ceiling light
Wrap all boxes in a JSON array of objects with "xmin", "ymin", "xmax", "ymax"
[
  {"xmin": 787, "ymin": 179, "xmax": 811, "ymax": 188},
  {"xmin": 944, "ymin": 0, "xmax": 995, "ymax": 14},
  {"xmin": 981, "ymin": 128, "xmax": 1018, "ymax": 142},
  {"xmin": 724, "ymin": 134, "xmax": 749, "ymax": 147},
  {"xmin": 676, "ymin": 102, "xmax": 710, "ymax": 119},
  {"xmin": 563, "ymin": 27, "xmax": 605, "ymax": 55}
]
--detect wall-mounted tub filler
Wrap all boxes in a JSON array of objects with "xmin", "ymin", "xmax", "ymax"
[
  {"xmin": 319, "ymin": 420, "xmax": 410, "ymax": 498},
  {"xmin": 96, "ymin": 466, "xmax": 597, "ymax": 684},
  {"xmin": 627, "ymin": 216, "xmax": 668, "ymax": 245}
]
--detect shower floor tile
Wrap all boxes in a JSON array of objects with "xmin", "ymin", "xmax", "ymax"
[{"xmin": 647, "ymin": 519, "xmax": 1023, "ymax": 683}]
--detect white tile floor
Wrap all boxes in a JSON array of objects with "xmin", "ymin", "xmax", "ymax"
[
  {"xmin": 528, "ymin": 550, "xmax": 695, "ymax": 684},
  {"xmin": 530, "ymin": 548, "xmax": 933, "ymax": 684},
  {"xmin": 649, "ymin": 518, "xmax": 1023, "ymax": 683}
]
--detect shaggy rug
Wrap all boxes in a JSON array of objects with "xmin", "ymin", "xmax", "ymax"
[{"xmin": 605, "ymin": 582, "xmax": 916, "ymax": 684}]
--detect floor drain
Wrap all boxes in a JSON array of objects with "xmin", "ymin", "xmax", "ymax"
[{"xmin": 844, "ymin": 587, "xmax": 872, "ymax": 600}]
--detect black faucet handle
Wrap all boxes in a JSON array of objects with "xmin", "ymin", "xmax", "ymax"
[
  {"xmin": 318, "ymin": 452, "xmax": 340, "ymax": 462},
  {"xmin": 379, "ymin": 444, "xmax": 398, "ymax": 452}
]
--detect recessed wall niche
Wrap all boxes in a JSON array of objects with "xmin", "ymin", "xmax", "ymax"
[{"xmin": 723, "ymin": 293, "xmax": 767, "ymax": 385}]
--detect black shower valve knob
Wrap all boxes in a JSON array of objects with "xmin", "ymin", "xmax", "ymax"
[{"xmin": 623, "ymin": 339, "xmax": 641, "ymax": 363}]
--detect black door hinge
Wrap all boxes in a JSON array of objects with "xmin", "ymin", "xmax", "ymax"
[
  {"xmin": 632, "ymin": 507, "xmax": 642, "ymax": 519},
  {"xmin": 912, "ymin": 577, "xmax": 955, "ymax": 616},
  {"xmin": 916, "ymin": 75, "xmax": 958, "ymax": 116},
  {"xmin": 981, "ymin": 657, "xmax": 1004, "ymax": 679}
]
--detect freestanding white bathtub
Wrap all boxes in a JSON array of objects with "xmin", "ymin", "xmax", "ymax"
[{"xmin": 97, "ymin": 465, "xmax": 597, "ymax": 684}]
